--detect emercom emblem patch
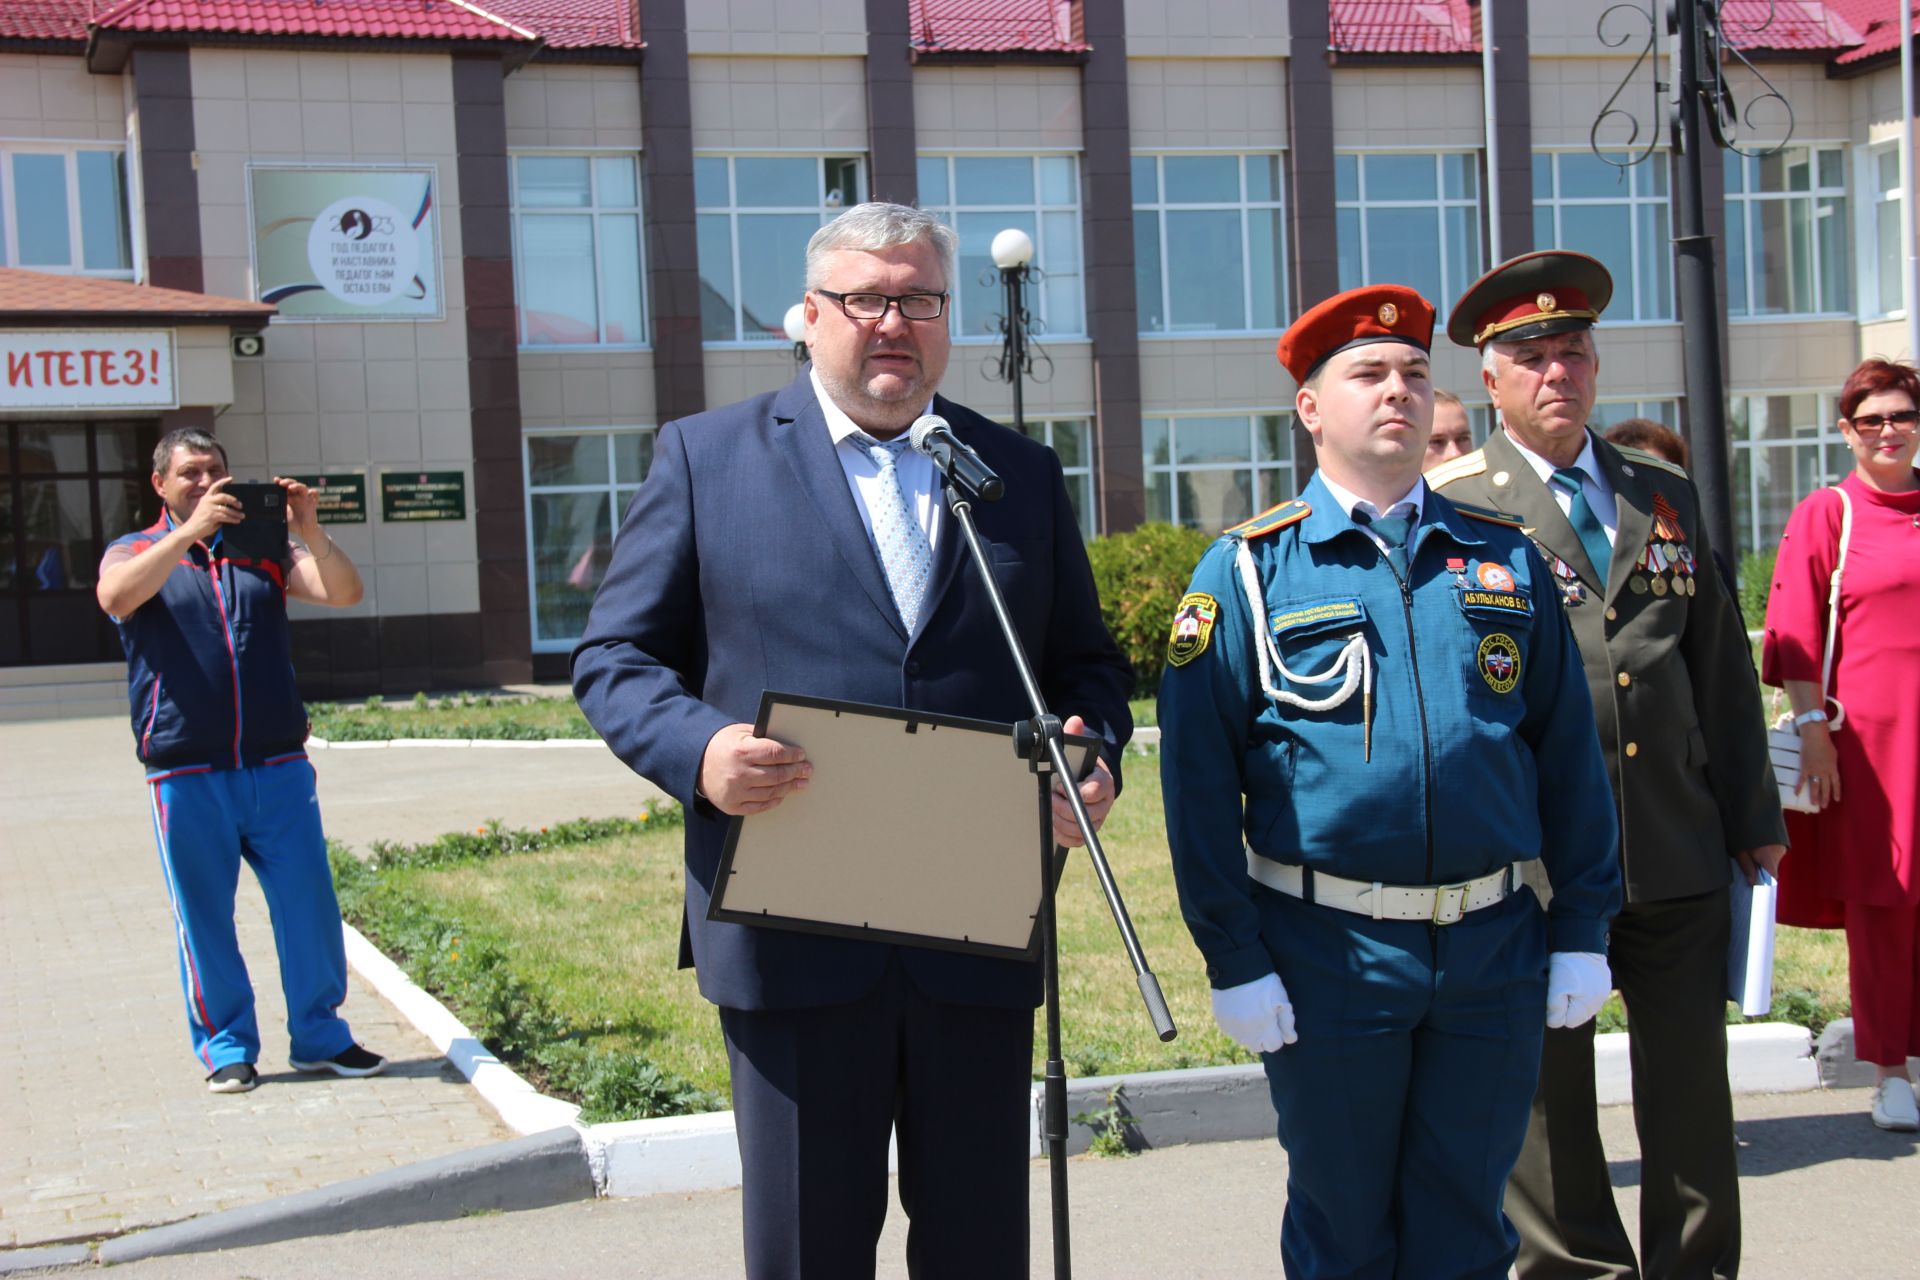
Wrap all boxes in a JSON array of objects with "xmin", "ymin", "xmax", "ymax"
[
  {"xmin": 1167, "ymin": 592, "xmax": 1219, "ymax": 668},
  {"xmin": 1478, "ymin": 632, "xmax": 1521, "ymax": 694}
]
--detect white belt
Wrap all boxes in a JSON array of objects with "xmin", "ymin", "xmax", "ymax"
[{"xmin": 1246, "ymin": 849, "xmax": 1524, "ymax": 926}]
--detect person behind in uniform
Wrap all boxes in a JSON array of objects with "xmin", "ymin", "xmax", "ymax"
[
  {"xmin": 1762, "ymin": 357, "xmax": 1920, "ymax": 1132},
  {"xmin": 96, "ymin": 428, "xmax": 386, "ymax": 1094},
  {"xmin": 572, "ymin": 201, "xmax": 1131, "ymax": 1278},
  {"xmin": 1159, "ymin": 284, "xmax": 1621, "ymax": 1280},
  {"xmin": 1427, "ymin": 250, "xmax": 1788, "ymax": 1280},
  {"xmin": 1602, "ymin": 417, "xmax": 1690, "ymax": 470},
  {"xmin": 1426, "ymin": 387, "xmax": 1475, "ymax": 470}
]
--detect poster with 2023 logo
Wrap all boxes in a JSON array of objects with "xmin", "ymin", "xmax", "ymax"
[{"xmin": 248, "ymin": 165, "xmax": 444, "ymax": 321}]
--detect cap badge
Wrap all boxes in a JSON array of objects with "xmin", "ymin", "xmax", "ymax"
[
  {"xmin": 1377, "ymin": 302, "xmax": 1399, "ymax": 326},
  {"xmin": 1536, "ymin": 292, "xmax": 1558, "ymax": 313}
]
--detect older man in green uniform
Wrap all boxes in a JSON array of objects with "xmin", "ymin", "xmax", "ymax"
[{"xmin": 1428, "ymin": 250, "xmax": 1787, "ymax": 1280}]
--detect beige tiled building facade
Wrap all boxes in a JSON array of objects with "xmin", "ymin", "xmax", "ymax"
[{"xmin": 0, "ymin": 0, "xmax": 1913, "ymax": 692}]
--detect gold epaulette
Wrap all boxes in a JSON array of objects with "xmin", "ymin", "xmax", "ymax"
[
  {"xmin": 1449, "ymin": 501, "xmax": 1525, "ymax": 529},
  {"xmin": 1226, "ymin": 499, "xmax": 1311, "ymax": 540},
  {"xmin": 1613, "ymin": 443, "xmax": 1690, "ymax": 479},
  {"xmin": 1424, "ymin": 448, "xmax": 1487, "ymax": 489}
]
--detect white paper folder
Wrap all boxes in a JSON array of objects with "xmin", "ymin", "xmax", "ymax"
[
  {"xmin": 1727, "ymin": 867, "xmax": 1777, "ymax": 1017},
  {"xmin": 708, "ymin": 692, "xmax": 1097, "ymax": 961}
]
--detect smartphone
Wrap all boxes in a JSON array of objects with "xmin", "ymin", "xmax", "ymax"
[{"xmin": 224, "ymin": 482, "xmax": 289, "ymax": 560}]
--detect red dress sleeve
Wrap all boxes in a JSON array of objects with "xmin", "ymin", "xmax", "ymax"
[{"xmin": 1760, "ymin": 486, "xmax": 1842, "ymax": 688}]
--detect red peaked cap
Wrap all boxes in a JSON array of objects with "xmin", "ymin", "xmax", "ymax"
[{"xmin": 1276, "ymin": 285, "xmax": 1436, "ymax": 385}]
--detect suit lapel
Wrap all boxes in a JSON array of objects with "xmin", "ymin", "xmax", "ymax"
[
  {"xmin": 911, "ymin": 394, "xmax": 971, "ymax": 642},
  {"xmin": 1593, "ymin": 438, "xmax": 1654, "ymax": 606},
  {"xmin": 772, "ymin": 375, "xmax": 908, "ymax": 640},
  {"xmin": 1482, "ymin": 431, "xmax": 1603, "ymax": 590}
]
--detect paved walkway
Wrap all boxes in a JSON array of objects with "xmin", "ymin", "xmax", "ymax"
[
  {"xmin": 0, "ymin": 714, "xmax": 654, "ymax": 1251},
  {"xmin": 100, "ymin": 1088, "xmax": 1920, "ymax": 1278}
]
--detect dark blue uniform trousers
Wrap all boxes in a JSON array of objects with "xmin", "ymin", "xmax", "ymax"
[
  {"xmin": 718, "ymin": 957, "xmax": 1034, "ymax": 1279},
  {"xmin": 1259, "ymin": 885, "xmax": 1549, "ymax": 1280}
]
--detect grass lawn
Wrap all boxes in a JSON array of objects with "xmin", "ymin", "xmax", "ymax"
[
  {"xmin": 347, "ymin": 761, "xmax": 1850, "ymax": 1112},
  {"xmin": 310, "ymin": 694, "xmax": 598, "ymax": 741}
]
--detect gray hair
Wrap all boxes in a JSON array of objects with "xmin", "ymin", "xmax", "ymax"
[
  {"xmin": 1482, "ymin": 330, "xmax": 1600, "ymax": 376},
  {"xmin": 153, "ymin": 427, "xmax": 226, "ymax": 477},
  {"xmin": 805, "ymin": 202, "xmax": 958, "ymax": 290}
]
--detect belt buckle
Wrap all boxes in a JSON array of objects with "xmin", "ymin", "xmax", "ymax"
[{"xmin": 1431, "ymin": 882, "xmax": 1470, "ymax": 926}]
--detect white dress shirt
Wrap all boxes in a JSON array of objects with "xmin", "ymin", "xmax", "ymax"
[
  {"xmin": 1318, "ymin": 473, "xmax": 1426, "ymax": 554},
  {"xmin": 1502, "ymin": 426, "xmax": 1619, "ymax": 547},
  {"xmin": 811, "ymin": 368, "xmax": 941, "ymax": 554}
]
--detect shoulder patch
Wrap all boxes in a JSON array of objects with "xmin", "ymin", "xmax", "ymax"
[
  {"xmin": 1226, "ymin": 499, "xmax": 1310, "ymax": 541},
  {"xmin": 1613, "ymin": 443, "xmax": 1689, "ymax": 479},
  {"xmin": 1424, "ymin": 448, "xmax": 1487, "ymax": 489},
  {"xmin": 1166, "ymin": 592, "xmax": 1218, "ymax": 668},
  {"xmin": 1450, "ymin": 501, "xmax": 1525, "ymax": 530}
]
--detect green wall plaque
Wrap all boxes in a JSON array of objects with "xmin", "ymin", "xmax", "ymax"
[
  {"xmin": 288, "ymin": 474, "xmax": 367, "ymax": 524},
  {"xmin": 379, "ymin": 470, "xmax": 468, "ymax": 522}
]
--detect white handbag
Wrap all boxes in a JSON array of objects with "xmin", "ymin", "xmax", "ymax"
[{"xmin": 1770, "ymin": 486, "xmax": 1851, "ymax": 814}]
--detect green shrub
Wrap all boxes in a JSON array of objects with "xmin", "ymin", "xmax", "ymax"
[
  {"xmin": 1086, "ymin": 522, "xmax": 1215, "ymax": 698},
  {"xmin": 1736, "ymin": 548, "xmax": 1775, "ymax": 630}
]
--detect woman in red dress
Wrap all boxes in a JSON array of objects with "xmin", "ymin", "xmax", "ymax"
[{"xmin": 1763, "ymin": 357, "xmax": 1920, "ymax": 1132}]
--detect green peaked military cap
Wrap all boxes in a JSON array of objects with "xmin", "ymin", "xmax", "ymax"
[{"xmin": 1446, "ymin": 249, "xmax": 1615, "ymax": 348}]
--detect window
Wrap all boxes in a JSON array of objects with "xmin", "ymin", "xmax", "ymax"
[
  {"xmin": 1589, "ymin": 399, "xmax": 1680, "ymax": 431},
  {"xmin": 523, "ymin": 428, "xmax": 655, "ymax": 650},
  {"xmin": 1728, "ymin": 392, "xmax": 1849, "ymax": 561},
  {"xmin": 1865, "ymin": 142, "xmax": 1904, "ymax": 319},
  {"xmin": 0, "ymin": 146, "xmax": 132, "ymax": 276},
  {"xmin": 1013, "ymin": 417, "xmax": 1097, "ymax": 537},
  {"xmin": 1132, "ymin": 153, "xmax": 1287, "ymax": 335},
  {"xmin": 696, "ymin": 155, "xmax": 863, "ymax": 344},
  {"xmin": 917, "ymin": 154, "xmax": 1084, "ymax": 340},
  {"xmin": 510, "ymin": 153, "xmax": 647, "ymax": 347},
  {"xmin": 1532, "ymin": 152, "xmax": 1672, "ymax": 322},
  {"xmin": 1143, "ymin": 413, "xmax": 1296, "ymax": 532},
  {"xmin": 1724, "ymin": 145, "xmax": 1849, "ymax": 318},
  {"xmin": 1336, "ymin": 152, "xmax": 1482, "ymax": 315}
]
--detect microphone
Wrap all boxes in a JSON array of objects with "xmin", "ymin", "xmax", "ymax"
[{"xmin": 909, "ymin": 414, "xmax": 1005, "ymax": 502}]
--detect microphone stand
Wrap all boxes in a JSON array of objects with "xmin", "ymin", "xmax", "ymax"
[{"xmin": 941, "ymin": 475, "xmax": 1177, "ymax": 1280}]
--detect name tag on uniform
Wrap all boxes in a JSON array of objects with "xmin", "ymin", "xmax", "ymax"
[
  {"xmin": 1271, "ymin": 597, "xmax": 1364, "ymax": 636},
  {"xmin": 1459, "ymin": 588, "xmax": 1531, "ymax": 617}
]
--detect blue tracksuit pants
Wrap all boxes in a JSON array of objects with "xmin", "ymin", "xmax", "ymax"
[
  {"xmin": 1258, "ymin": 885, "xmax": 1550, "ymax": 1280},
  {"xmin": 145, "ymin": 757, "xmax": 355, "ymax": 1071}
]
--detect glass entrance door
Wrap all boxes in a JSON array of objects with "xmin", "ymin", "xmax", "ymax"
[{"xmin": 1, "ymin": 419, "xmax": 160, "ymax": 664}]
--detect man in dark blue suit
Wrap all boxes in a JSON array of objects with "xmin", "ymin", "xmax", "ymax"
[{"xmin": 573, "ymin": 202, "xmax": 1132, "ymax": 1279}]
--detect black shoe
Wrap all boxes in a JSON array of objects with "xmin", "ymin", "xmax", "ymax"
[
  {"xmin": 289, "ymin": 1043, "xmax": 387, "ymax": 1077},
  {"xmin": 207, "ymin": 1063, "xmax": 259, "ymax": 1094}
]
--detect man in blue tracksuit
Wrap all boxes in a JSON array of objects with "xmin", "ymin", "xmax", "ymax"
[
  {"xmin": 97, "ymin": 427, "xmax": 385, "ymax": 1094},
  {"xmin": 1159, "ymin": 285, "xmax": 1622, "ymax": 1279}
]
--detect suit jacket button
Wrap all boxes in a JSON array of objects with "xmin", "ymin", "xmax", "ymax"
[
  {"xmin": 906, "ymin": 660, "xmax": 921, "ymax": 675},
  {"xmin": 1617, "ymin": 671, "xmax": 1631, "ymax": 688},
  {"xmin": 1625, "ymin": 742, "xmax": 1639, "ymax": 758},
  {"xmin": 1605, "ymin": 607, "xmax": 1618, "ymax": 621}
]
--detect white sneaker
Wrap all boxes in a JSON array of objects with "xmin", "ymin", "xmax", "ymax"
[{"xmin": 1870, "ymin": 1077, "xmax": 1919, "ymax": 1132}]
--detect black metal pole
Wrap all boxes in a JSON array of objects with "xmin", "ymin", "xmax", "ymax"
[
  {"xmin": 1004, "ymin": 265, "xmax": 1027, "ymax": 433},
  {"xmin": 1671, "ymin": 0, "xmax": 1738, "ymax": 559}
]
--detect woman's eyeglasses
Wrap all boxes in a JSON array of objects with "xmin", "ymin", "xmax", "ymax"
[{"xmin": 1846, "ymin": 410, "xmax": 1920, "ymax": 434}]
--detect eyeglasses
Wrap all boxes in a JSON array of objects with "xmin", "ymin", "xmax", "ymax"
[
  {"xmin": 815, "ymin": 290, "xmax": 948, "ymax": 321},
  {"xmin": 1846, "ymin": 409, "xmax": 1920, "ymax": 433}
]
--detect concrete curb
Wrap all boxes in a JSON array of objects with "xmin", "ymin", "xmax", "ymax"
[
  {"xmin": 0, "ymin": 1244, "xmax": 89, "ymax": 1275},
  {"xmin": 1813, "ymin": 1018, "xmax": 1920, "ymax": 1089},
  {"xmin": 93, "ymin": 1127, "xmax": 595, "ymax": 1265},
  {"xmin": 309, "ymin": 736, "xmax": 610, "ymax": 750}
]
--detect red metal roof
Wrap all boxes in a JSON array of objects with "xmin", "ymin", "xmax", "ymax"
[
  {"xmin": 907, "ymin": 0, "xmax": 1087, "ymax": 56},
  {"xmin": 88, "ymin": 0, "xmax": 537, "ymax": 44},
  {"xmin": 1719, "ymin": 1, "xmax": 1863, "ymax": 52},
  {"xmin": 0, "ymin": 267, "xmax": 275, "ymax": 324},
  {"xmin": 0, "ymin": 0, "xmax": 96, "ymax": 43},
  {"xmin": 1829, "ymin": 0, "xmax": 1918, "ymax": 64},
  {"xmin": 1330, "ymin": 0, "xmax": 1478, "ymax": 55},
  {"xmin": 474, "ymin": 0, "xmax": 637, "ymax": 50}
]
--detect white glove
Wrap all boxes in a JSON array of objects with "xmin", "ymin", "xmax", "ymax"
[
  {"xmin": 1545, "ymin": 951, "xmax": 1612, "ymax": 1029},
  {"xmin": 1211, "ymin": 972, "xmax": 1298, "ymax": 1054}
]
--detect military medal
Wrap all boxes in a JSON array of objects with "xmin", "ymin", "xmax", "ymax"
[
  {"xmin": 1447, "ymin": 556, "xmax": 1468, "ymax": 588},
  {"xmin": 1563, "ymin": 581, "xmax": 1586, "ymax": 606},
  {"xmin": 1651, "ymin": 574, "xmax": 1668, "ymax": 597},
  {"xmin": 1630, "ymin": 575, "xmax": 1649, "ymax": 595}
]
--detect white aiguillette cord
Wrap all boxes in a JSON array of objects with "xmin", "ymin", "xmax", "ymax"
[{"xmin": 1233, "ymin": 538, "xmax": 1375, "ymax": 758}]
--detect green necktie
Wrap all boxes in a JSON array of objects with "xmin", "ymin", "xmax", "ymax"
[
  {"xmin": 1362, "ymin": 511, "xmax": 1411, "ymax": 579},
  {"xmin": 1550, "ymin": 466, "xmax": 1611, "ymax": 583}
]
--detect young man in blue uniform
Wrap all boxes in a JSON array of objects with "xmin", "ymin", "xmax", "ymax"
[
  {"xmin": 97, "ymin": 427, "xmax": 385, "ymax": 1094},
  {"xmin": 1158, "ymin": 285, "xmax": 1623, "ymax": 1279}
]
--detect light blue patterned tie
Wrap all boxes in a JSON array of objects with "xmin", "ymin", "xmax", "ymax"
[{"xmin": 858, "ymin": 433, "xmax": 933, "ymax": 633}]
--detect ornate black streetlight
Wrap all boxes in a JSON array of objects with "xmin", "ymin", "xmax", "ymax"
[{"xmin": 986, "ymin": 227, "xmax": 1052, "ymax": 434}]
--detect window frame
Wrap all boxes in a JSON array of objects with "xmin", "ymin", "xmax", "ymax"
[
  {"xmin": 1727, "ymin": 388, "xmax": 1849, "ymax": 563},
  {"xmin": 1857, "ymin": 140, "xmax": 1906, "ymax": 322},
  {"xmin": 1132, "ymin": 149, "xmax": 1290, "ymax": 339},
  {"xmin": 694, "ymin": 150, "xmax": 866, "ymax": 348},
  {"xmin": 1724, "ymin": 142, "xmax": 1852, "ymax": 322},
  {"xmin": 521, "ymin": 425, "xmax": 657, "ymax": 652},
  {"xmin": 1141, "ymin": 410, "xmax": 1297, "ymax": 532},
  {"xmin": 1013, "ymin": 415, "xmax": 1099, "ymax": 538},
  {"xmin": 509, "ymin": 147, "xmax": 650, "ymax": 351},
  {"xmin": 1531, "ymin": 149, "xmax": 1675, "ymax": 325},
  {"xmin": 916, "ymin": 150, "xmax": 1088, "ymax": 344},
  {"xmin": 0, "ymin": 141, "xmax": 135, "ymax": 279},
  {"xmin": 1334, "ymin": 148, "xmax": 1484, "ymax": 314}
]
